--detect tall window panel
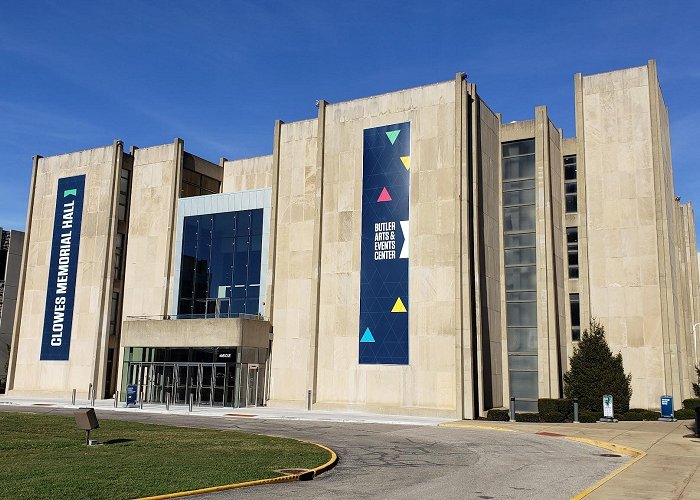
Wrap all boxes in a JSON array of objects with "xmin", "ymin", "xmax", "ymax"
[
  {"xmin": 570, "ymin": 293, "xmax": 581, "ymax": 341},
  {"xmin": 566, "ymin": 227, "xmax": 579, "ymax": 279},
  {"xmin": 564, "ymin": 155, "xmax": 577, "ymax": 213},
  {"xmin": 503, "ymin": 139, "xmax": 538, "ymax": 412},
  {"xmin": 178, "ymin": 209, "xmax": 263, "ymax": 318}
]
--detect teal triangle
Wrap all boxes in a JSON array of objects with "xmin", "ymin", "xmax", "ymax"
[
  {"xmin": 360, "ymin": 327, "xmax": 375, "ymax": 343},
  {"xmin": 386, "ymin": 130, "xmax": 400, "ymax": 145}
]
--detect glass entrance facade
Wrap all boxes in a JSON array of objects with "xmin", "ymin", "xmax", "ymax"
[{"xmin": 121, "ymin": 346, "xmax": 267, "ymax": 407}]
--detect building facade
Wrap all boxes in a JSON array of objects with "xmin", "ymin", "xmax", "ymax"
[
  {"xmin": 6, "ymin": 61, "xmax": 699, "ymax": 416},
  {"xmin": 0, "ymin": 228, "xmax": 24, "ymax": 389}
]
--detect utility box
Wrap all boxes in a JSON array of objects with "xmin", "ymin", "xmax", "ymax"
[
  {"xmin": 74, "ymin": 408, "xmax": 99, "ymax": 445},
  {"xmin": 74, "ymin": 408, "xmax": 99, "ymax": 431}
]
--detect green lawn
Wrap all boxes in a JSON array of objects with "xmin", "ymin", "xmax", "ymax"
[{"xmin": 0, "ymin": 411, "xmax": 330, "ymax": 500}]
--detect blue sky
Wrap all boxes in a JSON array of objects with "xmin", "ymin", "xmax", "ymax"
[{"xmin": 1, "ymin": 1, "xmax": 699, "ymax": 231}]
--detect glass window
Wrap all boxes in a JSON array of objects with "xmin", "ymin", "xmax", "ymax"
[
  {"xmin": 508, "ymin": 354, "xmax": 538, "ymax": 371},
  {"xmin": 507, "ymin": 302, "xmax": 537, "ymax": 328},
  {"xmin": 508, "ymin": 370, "xmax": 539, "ymax": 399},
  {"xmin": 114, "ymin": 233, "xmax": 125, "ymax": 280},
  {"xmin": 503, "ymin": 155, "xmax": 535, "ymax": 180},
  {"xmin": 506, "ymin": 266, "xmax": 537, "ymax": 291},
  {"xmin": 118, "ymin": 168, "xmax": 131, "ymax": 221},
  {"xmin": 504, "ymin": 206, "xmax": 536, "ymax": 232},
  {"xmin": 109, "ymin": 292, "xmax": 119, "ymax": 336},
  {"xmin": 505, "ymin": 247, "xmax": 536, "ymax": 266},
  {"xmin": 567, "ymin": 226, "xmax": 579, "ymax": 279},
  {"xmin": 571, "ymin": 293, "xmax": 581, "ymax": 341},
  {"xmin": 507, "ymin": 328, "xmax": 538, "ymax": 353},
  {"xmin": 504, "ymin": 233, "xmax": 536, "ymax": 248},
  {"xmin": 503, "ymin": 138, "xmax": 538, "ymax": 404},
  {"xmin": 564, "ymin": 155, "xmax": 577, "ymax": 213},
  {"xmin": 178, "ymin": 209, "xmax": 264, "ymax": 318},
  {"xmin": 503, "ymin": 189, "xmax": 535, "ymax": 207}
]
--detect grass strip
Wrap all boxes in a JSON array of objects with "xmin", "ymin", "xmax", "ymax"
[{"xmin": 0, "ymin": 411, "xmax": 330, "ymax": 499}]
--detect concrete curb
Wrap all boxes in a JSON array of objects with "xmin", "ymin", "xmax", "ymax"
[
  {"xmin": 567, "ymin": 437, "xmax": 646, "ymax": 500},
  {"xmin": 439, "ymin": 422, "xmax": 515, "ymax": 432},
  {"xmin": 136, "ymin": 439, "xmax": 338, "ymax": 499}
]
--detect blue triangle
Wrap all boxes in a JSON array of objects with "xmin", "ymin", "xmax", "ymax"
[{"xmin": 360, "ymin": 327, "xmax": 375, "ymax": 343}]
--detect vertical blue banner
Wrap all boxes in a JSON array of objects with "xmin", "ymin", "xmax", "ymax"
[
  {"xmin": 359, "ymin": 122, "xmax": 410, "ymax": 364},
  {"xmin": 40, "ymin": 175, "xmax": 86, "ymax": 361}
]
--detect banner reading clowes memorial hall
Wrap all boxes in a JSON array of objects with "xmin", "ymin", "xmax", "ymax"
[
  {"xmin": 359, "ymin": 122, "xmax": 410, "ymax": 365},
  {"xmin": 40, "ymin": 175, "xmax": 85, "ymax": 361}
]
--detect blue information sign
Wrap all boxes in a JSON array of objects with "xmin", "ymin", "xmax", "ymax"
[
  {"xmin": 126, "ymin": 384, "xmax": 138, "ymax": 406},
  {"xmin": 660, "ymin": 395, "xmax": 674, "ymax": 419},
  {"xmin": 359, "ymin": 123, "xmax": 410, "ymax": 364},
  {"xmin": 40, "ymin": 175, "xmax": 86, "ymax": 361}
]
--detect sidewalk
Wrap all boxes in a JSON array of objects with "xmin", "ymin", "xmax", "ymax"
[
  {"xmin": 0, "ymin": 395, "xmax": 450, "ymax": 426},
  {"xmin": 443, "ymin": 419, "xmax": 700, "ymax": 500},
  {"xmin": 2, "ymin": 395, "xmax": 698, "ymax": 499}
]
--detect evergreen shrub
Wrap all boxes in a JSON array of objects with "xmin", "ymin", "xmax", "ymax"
[
  {"xmin": 515, "ymin": 412, "xmax": 540, "ymax": 422},
  {"xmin": 486, "ymin": 409, "xmax": 510, "ymax": 421},
  {"xmin": 563, "ymin": 320, "xmax": 632, "ymax": 413}
]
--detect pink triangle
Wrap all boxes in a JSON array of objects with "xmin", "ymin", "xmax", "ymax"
[{"xmin": 377, "ymin": 187, "xmax": 392, "ymax": 202}]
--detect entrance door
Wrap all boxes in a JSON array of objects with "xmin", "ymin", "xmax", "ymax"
[
  {"xmin": 247, "ymin": 365, "xmax": 259, "ymax": 407},
  {"xmin": 213, "ymin": 365, "xmax": 226, "ymax": 406},
  {"xmin": 175, "ymin": 364, "xmax": 188, "ymax": 404},
  {"xmin": 200, "ymin": 364, "xmax": 213, "ymax": 406}
]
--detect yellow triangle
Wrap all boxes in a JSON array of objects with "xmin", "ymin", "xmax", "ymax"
[
  {"xmin": 400, "ymin": 156, "xmax": 410, "ymax": 170},
  {"xmin": 391, "ymin": 297, "xmax": 407, "ymax": 313}
]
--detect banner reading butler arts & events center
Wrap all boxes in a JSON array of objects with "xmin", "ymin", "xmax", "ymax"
[{"xmin": 359, "ymin": 123, "xmax": 410, "ymax": 365}]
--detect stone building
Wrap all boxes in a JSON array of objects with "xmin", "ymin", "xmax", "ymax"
[
  {"xmin": 0, "ymin": 228, "xmax": 24, "ymax": 388},
  {"xmin": 6, "ymin": 60, "xmax": 699, "ymax": 415}
]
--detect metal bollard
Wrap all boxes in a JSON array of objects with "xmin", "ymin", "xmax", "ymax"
[
  {"xmin": 573, "ymin": 397, "xmax": 580, "ymax": 423},
  {"xmin": 71, "ymin": 389, "xmax": 76, "ymax": 406},
  {"xmin": 165, "ymin": 392, "xmax": 170, "ymax": 411},
  {"xmin": 88, "ymin": 383, "xmax": 92, "ymax": 404},
  {"xmin": 307, "ymin": 389, "xmax": 313, "ymax": 411},
  {"xmin": 509, "ymin": 396, "xmax": 516, "ymax": 422},
  {"xmin": 113, "ymin": 391, "xmax": 118, "ymax": 408},
  {"xmin": 188, "ymin": 393, "xmax": 194, "ymax": 413},
  {"xmin": 91, "ymin": 387, "xmax": 96, "ymax": 407},
  {"xmin": 695, "ymin": 406, "xmax": 700, "ymax": 438},
  {"xmin": 139, "ymin": 388, "xmax": 143, "ymax": 410}
]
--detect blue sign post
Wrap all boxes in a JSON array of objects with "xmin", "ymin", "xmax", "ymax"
[
  {"xmin": 659, "ymin": 395, "xmax": 676, "ymax": 421},
  {"xmin": 40, "ymin": 175, "xmax": 86, "ymax": 361}
]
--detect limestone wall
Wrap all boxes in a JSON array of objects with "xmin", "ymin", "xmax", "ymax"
[
  {"xmin": 223, "ymin": 155, "xmax": 273, "ymax": 193},
  {"xmin": 9, "ymin": 144, "xmax": 121, "ymax": 397},
  {"xmin": 267, "ymin": 119, "xmax": 319, "ymax": 404},
  {"xmin": 122, "ymin": 141, "xmax": 181, "ymax": 320},
  {"xmin": 314, "ymin": 82, "xmax": 459, "ymax": 416},
  {"xmin": 581, "ymin": 65, "xmax": 666, "ymax": 408}
]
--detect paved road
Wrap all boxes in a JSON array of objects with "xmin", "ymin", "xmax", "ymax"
[{"xmin": 2, "ymin": 406, "xmax": 626, "ymax": 499}]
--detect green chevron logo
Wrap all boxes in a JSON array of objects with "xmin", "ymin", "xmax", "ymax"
[{"xmin": 63, "ymin": 189, "xmax": 77, "ymax": 197}]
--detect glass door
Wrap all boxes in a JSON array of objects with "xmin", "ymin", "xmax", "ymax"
[
  {"xmin": 200, "ymin": 364, "xmax": 213, "ymax": 406},
  {"xmin": 175, "ymin": 364, "xmax": 188, "ymax": 404},
  {"xmin": 213, "ymin": 364, "xmax": 226, "ymax": 406},
  {"xmin": 247, "ymin": 365, "xmax": 259, "ymax": 407}
]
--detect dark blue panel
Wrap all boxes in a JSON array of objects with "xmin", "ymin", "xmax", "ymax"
[
  {"xmin": 40, "ymin": 175, "xmax": 86, "ymax": 360},
  {"xmin": 359, "ymin": 123, "xmax": 410, "ymax": 365}
]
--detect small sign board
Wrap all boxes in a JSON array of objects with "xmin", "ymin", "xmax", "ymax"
[
  {"xmin": 660, "ymin": 395, "xmax": 674, "ymax": 419},
  {"xmin": 126, "ymin": 384, "xmax": 137, "ymax": 407},
  {"xmin": 603, "ymin": 395, "xmax": 614, "ymax": 418}
]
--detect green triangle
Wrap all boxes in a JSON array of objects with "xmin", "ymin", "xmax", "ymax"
[{"xmin": 386, "ymin": 130, "xmax": 400, "ymax": 145}]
